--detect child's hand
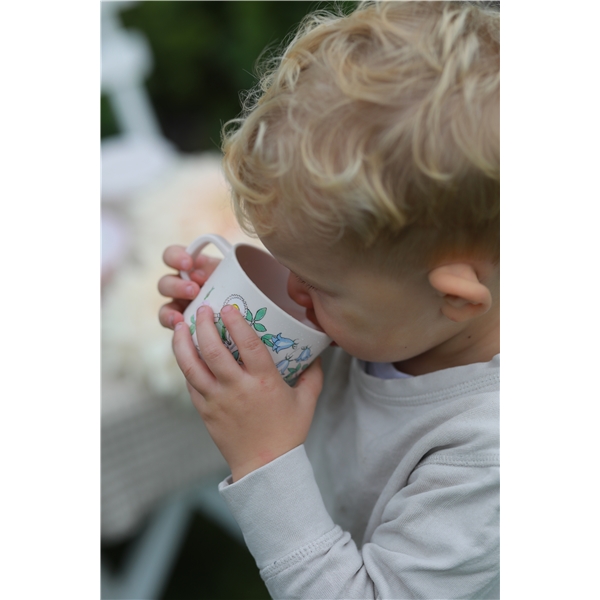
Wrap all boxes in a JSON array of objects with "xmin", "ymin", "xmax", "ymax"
[
  {"xmin": 158, "ymin": 244, "xmax": 221, "ymax": 329},
  {"xmin": 172, "ymin": 304, "xmax": 324, "ymax": 482}
]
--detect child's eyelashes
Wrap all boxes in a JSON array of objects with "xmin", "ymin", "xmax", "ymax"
[{"xmin": 294, "ymin": 273, "xmax": 318, "ymax": 291}]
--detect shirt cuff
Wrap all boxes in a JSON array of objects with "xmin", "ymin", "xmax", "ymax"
[{"xmin": 218, "ymin": 445, "xmax": 336, "ymax": 568}]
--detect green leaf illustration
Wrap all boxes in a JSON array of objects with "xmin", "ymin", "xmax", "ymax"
[
  {"xmin": 261, "ymin": 333, "xmax": 274, "ymax": 347},
  {"xmin": 253, "ymin": 322, "xmax": 267, "ymax": 332},
  {"xmin": 254, "ymin": 307, "xmax": 267, "ymax": 322},
  {"xmin": 215, "ymin": 317, "xmax": 228, "ymax": 342},
  {"xmin": 189, "ymin": 324, "xmax": 196, "ymax": 335},
  {"xmin": 245, "ymin": 309, "xmax": 253, "ymax": 322}
]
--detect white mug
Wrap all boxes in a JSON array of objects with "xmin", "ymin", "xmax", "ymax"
[{"xmin": 180, "ymin": 234, "xmax": 332, "ymax": 385}]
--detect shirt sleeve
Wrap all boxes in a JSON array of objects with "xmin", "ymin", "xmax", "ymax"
[{"xmin": 219, "ymin": 445, "xmax": 499, "ymax": 600}]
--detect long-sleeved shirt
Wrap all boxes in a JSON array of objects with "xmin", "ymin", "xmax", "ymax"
[{"xmin": 219, "ymin": 349, "xmax": 500, "ymax": 599}]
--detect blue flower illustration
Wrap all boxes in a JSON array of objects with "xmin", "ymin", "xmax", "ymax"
[
  {"xmin": 275, "ymin": 354, "xmax": 294, "ymax": 374},
  {"xmin": 271, "ymin": 333, "xmax": 298, "ymax": 354},
  {"xmin": 296, "ymin": 346, "xmax": 312, "ymax": 362}
]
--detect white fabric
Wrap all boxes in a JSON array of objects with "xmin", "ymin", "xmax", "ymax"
[
  {"xmin": 219, "ymin": 349, "xmax": 499, "ymax": 599},
  {"xmin": 364, "ymin": 360, "xmax": 413, "ymax": 379}
]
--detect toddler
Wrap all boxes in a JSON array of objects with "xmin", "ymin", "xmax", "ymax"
[{"xmin": 159, "ymin": 2, "xmax": 500, "ymax": 598}]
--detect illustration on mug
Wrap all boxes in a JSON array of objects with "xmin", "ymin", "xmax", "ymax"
[{"xmin": 190, "ymin": 293, "xmax": 313, "ymax": 384}]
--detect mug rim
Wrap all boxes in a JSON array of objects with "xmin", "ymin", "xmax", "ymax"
[{"xmin": 226, "ymin": 241, "xmax": 331, "ymax": 341}]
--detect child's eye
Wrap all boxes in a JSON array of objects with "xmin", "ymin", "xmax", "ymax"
[{"xmin": 294, "ymin": 273, "xmax": 318, "ymax": 291}]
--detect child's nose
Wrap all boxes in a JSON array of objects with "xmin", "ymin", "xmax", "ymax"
[{"xmin": 287, "ymin": 273, "xmax": 314, "ymax": 309}]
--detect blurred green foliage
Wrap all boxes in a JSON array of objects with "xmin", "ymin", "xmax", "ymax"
[{"xmin": 103, "ymin": 0, "xmax": 356, "ymax": 153}]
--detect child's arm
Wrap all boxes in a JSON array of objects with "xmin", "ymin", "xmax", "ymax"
[
  {"xmin": 219, "ymin": 447, "xmax": 499, "ymax": 600},
  {"xmin": 158, "ymin": 244, "xmax": 221, "ymax": 329}
]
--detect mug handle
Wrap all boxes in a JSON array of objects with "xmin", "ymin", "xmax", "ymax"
[{"xmin": 179, "ymin": 234, "xmax": 233, "ymax": 281}]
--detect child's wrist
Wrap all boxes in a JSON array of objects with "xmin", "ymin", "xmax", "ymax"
[
  {"xmin": 230, "ymin": 449, "xmax": 289, "ymax": 482},
  {"xmin": 230, "ymin": 460, "xmax": 265, "ymax": 483}
]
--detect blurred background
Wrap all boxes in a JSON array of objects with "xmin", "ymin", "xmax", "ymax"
[{"xmin": 100, "ymin": 2, "xmax": 354, "ymax": 599}]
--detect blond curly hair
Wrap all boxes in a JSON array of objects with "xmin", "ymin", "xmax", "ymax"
[{"xmin": 222, "ymin": 1, "xmax": 500, "ymax": 269}]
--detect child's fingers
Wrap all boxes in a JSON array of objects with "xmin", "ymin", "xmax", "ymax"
[
  {"xmin": 172, "ymin": 321, "xmax": 216, "ymax": 393},
  {"xmin": 194, "ymin": 306, "xmax": 243, "ymax": 383},
  {"xmin": 163, "ymin": 245, "xmax": 222, "ymax": 285},
  {"xmin": 158, "ymin": 274, "xmax": 199, "ymax": 302},
  {"xmin": 159, "ymin": 301, "xmax": 186, "ymax": 329},
  {"xmin": 185, "ymin": 255, "xmax": 222, "ymax": 286},
  {"xmin": 193, "ymin": 254, "xmax": 222, "ymax": 277},
  {"xmin": 163, "ymin": 245, "xmax": 192, "ymax": 271},
  {"xmin": 220, "ymin": 305, "xmax": 277, "ymax": 376}
]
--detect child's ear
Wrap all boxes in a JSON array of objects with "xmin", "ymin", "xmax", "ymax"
[{"xmin": 428, "ymin": 263, "xmax": 493, "ymax": 323}]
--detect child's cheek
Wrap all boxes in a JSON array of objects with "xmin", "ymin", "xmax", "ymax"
[{"xmin": 319, "ymin": 300, "xmax": 366, "ymax": 337}]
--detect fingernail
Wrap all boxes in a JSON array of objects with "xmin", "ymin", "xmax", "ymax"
[
  {"xmin": 181, "ymin": 258, "xmax": 191, "ymax": 270},
  {"xmin": 174, "ymin": 322, "xmax": 184, "ymax": 331},
  {"xmin": 186, "ymin": 284, "xmax": 195, "ymax": 297},
  {"xmin": 195, "ymin": 269, "xmax": 206, "ymax": 279},
  {"xmin": 221, "ymin": 304, "xmax": 233, "ymax": 314}
]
